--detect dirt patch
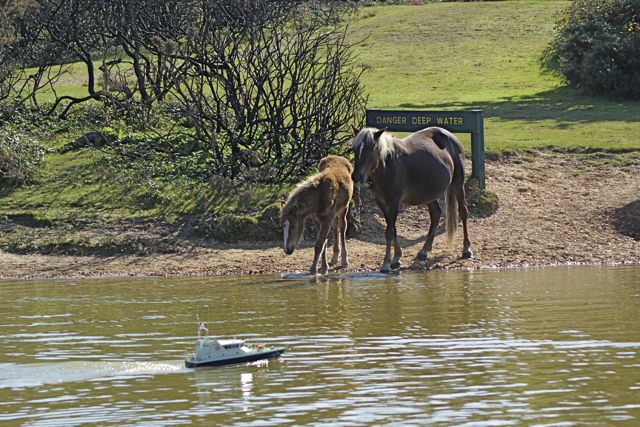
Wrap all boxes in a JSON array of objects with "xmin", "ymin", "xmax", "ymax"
[{"xmin": 1, "ymin": 150, "xmax": 638, "ymax": 279}]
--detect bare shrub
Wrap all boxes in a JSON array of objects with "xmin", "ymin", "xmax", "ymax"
[{"xmin": 169, "ymin": 0, "xmax": 367, "ymax": 181}]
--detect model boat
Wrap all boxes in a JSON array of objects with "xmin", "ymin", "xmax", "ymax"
[{"xmin": 185, "ymin": 322, "xmax": 286, "ymax": 368}]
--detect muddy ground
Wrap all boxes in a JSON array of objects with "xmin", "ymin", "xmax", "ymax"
[{"xmin": 1, "ymin": 150, "xmax": 638, "ymax": 279}]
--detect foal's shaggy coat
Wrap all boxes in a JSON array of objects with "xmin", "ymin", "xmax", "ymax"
[{"xmin": 280, "ymin": 155, "xmax": 353, "ymax": 275}]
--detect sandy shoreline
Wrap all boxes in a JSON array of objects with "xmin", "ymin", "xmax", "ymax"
[{"xmin": 1, "ymin": 150, "xmax": 638, "ymax": 280}]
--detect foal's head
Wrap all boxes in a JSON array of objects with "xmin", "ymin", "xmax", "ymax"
[
  {"xmin": 350, "ymin": 126, "xmax": 393, "ymax": 184},
  {"xmin": 280, "ymin": 200, "xmax": 305, "ymax": 255}
]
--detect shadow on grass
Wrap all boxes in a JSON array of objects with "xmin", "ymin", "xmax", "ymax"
[
  {"xmin": 397, "ymin": 87, "xmax": 640, "ymax": 123},
  {"xmin": 0, "ymin": 181, "xmax": 20, "ymax": 197}
]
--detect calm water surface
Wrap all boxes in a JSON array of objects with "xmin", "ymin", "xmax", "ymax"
[{"xmin": 1, "ymin": 266, "xmax": 639, "ymax": 425}]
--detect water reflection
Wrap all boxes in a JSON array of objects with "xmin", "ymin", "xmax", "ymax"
[{"xmin": 0, "ymin": 266, "xmax": 639, "ymax": 425}]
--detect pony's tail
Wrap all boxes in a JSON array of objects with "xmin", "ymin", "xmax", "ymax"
[
  {"xmin": 445, "ymin": 185, "xmax": 458, "ymax": 249},
  {"xmin": 434, "ymin": 129, "xmax": 465, "ymax": 249}
]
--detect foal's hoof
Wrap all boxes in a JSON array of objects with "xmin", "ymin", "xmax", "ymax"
[
  {"xmin": 462, "ymin": 248, "xmax": 473, "ymax": 259},
  {"xmin": 415, "ymin": 251, "xmax": 428, "ymax": 262},
  {"xmin": 390, "ymin": 260, "xmax": 401, "ymax": 270}
]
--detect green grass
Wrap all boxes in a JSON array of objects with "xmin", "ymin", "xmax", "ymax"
[
  {"xmin": 20, "ymin": 0, "xmax": 640, "ymax": 154},
  {"xmin": 18, "ymin": 62, "xmax": 96, "ymax": 100},
  {"xmin": 1, "ymin": 1, "xmax": 639, "ymax": 249},
  {"xmin": 0, "ymin": 147, "xmax": 285, "ymax": 250},
  {"xmin": 0, "ymin": 148, "xmax": 285, "ymax": 225},
  {"xmin": 350, "ymin": 1, "xmax": 640, "ymax": 152}
]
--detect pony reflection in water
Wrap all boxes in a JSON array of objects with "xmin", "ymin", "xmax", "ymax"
[
  {"xmin": 280, "ymin": 155, "xmax": 353, "ymax": 275},
  {"xmin": 351, "ymin": 126, "xmax": 473, "ymax": 273}
]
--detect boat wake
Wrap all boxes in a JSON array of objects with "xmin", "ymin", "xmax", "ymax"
[{"xmin": 0, "ymin": 360, "xmax": 185, "ymax": 389}]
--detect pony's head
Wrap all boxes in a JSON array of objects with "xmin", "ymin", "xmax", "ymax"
[
  {"xmin": 280, "ymin": 199, "xmax": 305, "ymax": 255},
  {"xmin": 350, "ymin": 126, "xmax": 394, "ymax": 184},
  {"xmin": 318, "ymin": 154, "xmax": 353, "ymax": 174}
]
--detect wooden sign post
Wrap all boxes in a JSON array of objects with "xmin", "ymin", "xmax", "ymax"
[{"xmin": 365, "ymin": 109, "xmax": 485, "ymax": 189}]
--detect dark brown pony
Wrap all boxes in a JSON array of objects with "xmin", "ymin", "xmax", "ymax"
[
  {"xmin": 351, "ymin": 126, "xmax": 472, "ymax": 273},
  {"xmin": 280, "ymin": 155, "xmax": 353, "ymax": 275}
]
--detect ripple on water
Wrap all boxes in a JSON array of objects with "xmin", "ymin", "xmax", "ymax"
[{"xmin": 0, "ymin": 266, "xmax": 639, "ymax": 425}]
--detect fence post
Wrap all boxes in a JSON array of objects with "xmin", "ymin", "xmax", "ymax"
[{"xmin": 470, "ymin": 109, "xmax": 485, "ymax": 189}]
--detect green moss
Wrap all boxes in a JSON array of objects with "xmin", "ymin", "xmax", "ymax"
[
  {"xmin": 477, "ymin": 189, "xmax": 500, "ymax": 217},
  {"xmin": 466, "ymin": 178, "xmax": 499, "ymax": 218}
]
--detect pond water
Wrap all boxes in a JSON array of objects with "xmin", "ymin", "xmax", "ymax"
[{"xmin": 1, "ymin": 266, "xmax": 639, "ymax": 425}]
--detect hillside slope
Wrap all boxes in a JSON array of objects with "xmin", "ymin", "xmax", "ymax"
[{"xmin": 1, "ymin": 1, "xmax": 639, "ymax": 268}]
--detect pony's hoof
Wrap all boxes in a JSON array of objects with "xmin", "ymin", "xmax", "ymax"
[
  {"xmin": 462, "ymin": 248, "xmax": 473, "ymax": 259},
  {"xmin": 380, "ymin": 265, "xmax": 392, "ymax": 274},
  {"xmin": 415, "ymin": 251, "xmax": 427, "ymax": 261},
  {"xmin": 390, "ymin": 260, "xmax": 401, "ymax": 270}
]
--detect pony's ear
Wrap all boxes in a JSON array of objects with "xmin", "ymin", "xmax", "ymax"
[
  {"xmin": 351, "ymin": 124, "xmax": 360, "ymax": 136},
  {"xmin": 374, "ymin": 128, "xmax": 387, "ymax": 140}
]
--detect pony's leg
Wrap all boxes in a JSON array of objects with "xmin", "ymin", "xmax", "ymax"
[
  {"xmin": 329, "ymin": 216, "xmax": 340, "ymax": 267},
  {"xmin": 417, "ymin": 200, "xmax": 442, "ymax": 261},
  {"xmin": 339, "ymin": 207, "xmax": 349, "ymax": 268},
  {"xmin": 391, "ymin": 219, "xmax": 402, "ymax": 270},
  {"xmin": 310, "ymin": 219, "xmax": 331, "ymax": 275},
  {"xmin": 380, "ymin": 201, "xmax": 401, "ymax": 273},
  {"xmin": 456, "ymin": 188, "xmax": 473, "ymax": 259}
]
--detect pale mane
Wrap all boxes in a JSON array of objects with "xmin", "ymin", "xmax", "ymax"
[{"xmin": 351, "ymin": 127, "xmax": 395, "ymax": 165}]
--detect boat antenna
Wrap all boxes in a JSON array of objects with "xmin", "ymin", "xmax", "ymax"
[
  {"xmin": 194, "ymin": 305, "xmax": 211, "ymax": 338},
  {"xmin": 195, "ymin": 304, "xmax": 208, "ymax": 329}
]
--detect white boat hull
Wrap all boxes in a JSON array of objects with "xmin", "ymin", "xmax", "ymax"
[{"xmin": 185, "ymin": 347, "xmax": 286, "ymax": 368}]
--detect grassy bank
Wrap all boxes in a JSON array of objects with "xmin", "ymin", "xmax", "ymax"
[
  {"xmin": 1, "ymin": 0, "xmax": 639, "ymax": 254},
  {"xmin": 24, "ymin": 1, "xmax": 640, "ymax": 152},
  {"xmin": 0, "ymin": 144, "xmax": 286, "ymax": 254},
  {"xmin": 352, "ymin": 1, "xmax": 640, "ymax": 152}
]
